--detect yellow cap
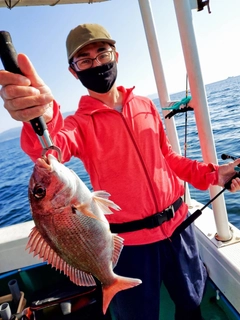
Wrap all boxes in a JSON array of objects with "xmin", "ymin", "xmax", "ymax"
[{"xmin": 66, "ymin": 23, "xmax": 116, "ymax": 61}]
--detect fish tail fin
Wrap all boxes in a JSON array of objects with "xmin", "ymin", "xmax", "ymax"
[{"xmin": 102, "ymin": 276, "xmax": 142, "ymax": 314}]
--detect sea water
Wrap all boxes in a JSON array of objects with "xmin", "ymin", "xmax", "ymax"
[{"xmin": 1, "ymin": 76, "xmax": 240, "ymax": 228}]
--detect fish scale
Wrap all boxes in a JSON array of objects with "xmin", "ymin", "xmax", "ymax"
[{"xmin": 53, "ymin": 213, "xmax": 110, "ymax": 273}]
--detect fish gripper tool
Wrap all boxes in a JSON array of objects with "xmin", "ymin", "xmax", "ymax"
[{"xmin": 0, "ymin": 30, "xmax": 62, "ymax": 162}]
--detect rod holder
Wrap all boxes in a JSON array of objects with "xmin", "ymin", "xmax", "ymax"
[
  {"xmin": 0, "ymin": 303, "xmax": 11, "ymax": 320},
  {"xmin": 60, "ymin": 301, "xmax": 72, "ymax": 315},
  {"xmin": 8, "ymin": 279, "xmax": 21, "ymax": 305}
]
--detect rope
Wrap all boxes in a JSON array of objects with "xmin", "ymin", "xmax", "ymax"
[
  {"xmin": 163, "ymin": 75, "xmax": 192, "ymax": 201},
  {"xmin": 183, "ymin": 74, "xmax": 189, "ymax": 202},
  {"xmin": 184, "ymin": 74, "xmax": 189, "ymax": 159}
]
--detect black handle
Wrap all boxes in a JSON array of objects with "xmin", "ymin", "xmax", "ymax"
[
  {"xmin": 0, "ymin": 30, "xmax": 46, "ymax": 137},
  {"xmin": 221, "ymin": 153, "xmax": 240, "ymax": 189},
  {"xmin": 224, "ymin": 172, "xmax": 240, "ymax": 190}
]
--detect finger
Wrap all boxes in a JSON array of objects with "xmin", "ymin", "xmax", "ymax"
[
  {"xmin": 233, "ymin": 159, "xmax": 240, "ymax": 168},
  {"xmin": 0, "ymin": 84, "xmax": 40, "ymax": 100},
  {"xmin": 0, "ymin": 69, "xmax": 31, "ymax": 86},
  {"xmin": 17, "ymin": 53, "xmax": 46, "ymax": 90},
  {"xmin": 229, "ymin": 177, "xmax": 240, "ymax": 192},
  {"xmin": 4, "ymin": 90, "xmax": 53, "ymax": 113},
  {"xmin": 10, "ymin": 106, "xmax": 51, "ymax": 122},
  {"xmin": 5, "ymin": 102, "xmax": 53, "ymax": 122}
]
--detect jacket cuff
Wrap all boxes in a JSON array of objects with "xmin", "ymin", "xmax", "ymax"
[{"xmin": 206, "ymin": 163, "xmax": 219, "ymax": 185}]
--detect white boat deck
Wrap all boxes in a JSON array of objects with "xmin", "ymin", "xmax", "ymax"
[
  {"xmin": 189, "ymin": 199, "xmax": 240, "ymax": 314},
  {"xmin": 0, "ymin": 221, "xmax": 40, "ymax": 272},
  {"xmin": 1, "ymin": 202, "xmax": 240, "ymax": 314}
]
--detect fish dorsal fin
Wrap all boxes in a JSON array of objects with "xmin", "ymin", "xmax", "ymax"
[
  {"xmin": 92, "ymin": 191, "xmax": 121, "ymax": 214},
  {"xmin": 112, "ymin": 234, "xmax": 124, "ymax": 268},
  {"xmin": 26, "ymin": 227, "xmax": 96, "ymax": 287}
]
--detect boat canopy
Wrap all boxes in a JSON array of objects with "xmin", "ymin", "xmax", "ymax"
[{"xmin": 0, "ymin": 0, "xmax": 109, "ymax": 9}]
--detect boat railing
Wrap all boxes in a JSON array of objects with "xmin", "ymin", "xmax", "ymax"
[{"xmin": 138, "ymin": 0, "xmax": 234, "ymax": 242}]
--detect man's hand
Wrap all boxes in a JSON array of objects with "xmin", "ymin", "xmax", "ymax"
[
  {"xmin": 218, "ymin": 159, "xmax": 240, "ymax": 192},
  {"xmin": 0, "ymin": 53, "xmax": 54, "ymax": 123}
]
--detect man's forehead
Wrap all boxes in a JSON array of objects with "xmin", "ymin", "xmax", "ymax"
[{"xmin": 76, "ymin": 41, "xmax": 111, "ymax": 56}]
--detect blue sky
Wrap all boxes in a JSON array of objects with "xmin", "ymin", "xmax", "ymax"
[{"xmin": 1, "ymin": 0, "xmax": 240, "ymax": 132}]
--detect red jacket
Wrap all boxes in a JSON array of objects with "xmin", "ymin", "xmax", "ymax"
[{"xmin": 21, "ymin": 86, "xmax": 219, "ymax": 245}]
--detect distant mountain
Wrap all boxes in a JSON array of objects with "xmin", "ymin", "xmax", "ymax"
[
  {"xmin": 148, "ymin": 93, "xmax": 159, "ymax": 100},
  {"xmin": 0, "ymin": 126, "xmax": 22, "ymax": 142},
  {"xmin": 62, "ymin": 111, "xmax": 74, "ymax": 118},
  {"xmin": 0, "ymin": 111, "xmax": 75, "ymax": 143}
]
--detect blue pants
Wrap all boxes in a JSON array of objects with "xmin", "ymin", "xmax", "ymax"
[{"xmin": 110, "ymin": 219, "xmax": 207, "ymax": 320}]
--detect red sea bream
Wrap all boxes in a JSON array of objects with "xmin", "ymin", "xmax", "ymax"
[{"xmin": 27, "ymin": 154, "xmax": 141, "ymax": 314}]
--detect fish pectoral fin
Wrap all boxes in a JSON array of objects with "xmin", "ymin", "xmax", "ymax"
[
  {"xmin": 92, "ymin": 191, "xmax": 121, "ymax": 214},
  {"xmin": 73, "ymin": 204, "xmax": 108, "ymax": 224},
  {"xmin": 74, "ymin": 204, "xmax": 99, "ymax": 219},
  {"xmin": 112, "ymin": 234, "xmax": 124, "ymax": 268}
]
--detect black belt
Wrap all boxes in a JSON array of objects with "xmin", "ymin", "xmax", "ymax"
[{"xmin": 110, "ymin": 197, "xmax": 183, "ymax": 233}]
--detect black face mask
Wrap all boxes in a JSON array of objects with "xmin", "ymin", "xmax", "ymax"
[{"xmin": 75, "ymin": 61, "xmax": 117, "ymax": 94}]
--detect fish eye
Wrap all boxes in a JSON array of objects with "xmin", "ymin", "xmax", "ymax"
[{"xmin": 33, "ymin": 184, "xmax": 46, "ymax": 199}]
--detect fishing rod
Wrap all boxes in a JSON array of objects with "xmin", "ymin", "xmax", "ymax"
[
  {"xmin": 221, "ymin": 153, "xmax": 238, "ymax": 161},
  {"xmin": 171, "ymin": 153, "xmax": 240, "ymax": 240}
]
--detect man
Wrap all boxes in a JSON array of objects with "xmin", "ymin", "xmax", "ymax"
[{"xmin": 1, "ymin": 24, "xmax": 240, "ymax": 320}]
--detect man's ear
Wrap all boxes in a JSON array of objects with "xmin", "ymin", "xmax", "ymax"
[
  {"xmin": 115, "ymin": 51, "xmax": 119, "ymax": 63},
  {"xmin": 68, "ymin": 65, "xmax": 79, "ymax": 79}
]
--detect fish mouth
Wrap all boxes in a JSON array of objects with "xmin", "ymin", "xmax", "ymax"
[
  {"xmin": 34, "ymin": 158, "xmax": 51, "ymax": 176},
  {"xmin": 35, "ymin": 154, "xmax": 57, "ymax": 172}
]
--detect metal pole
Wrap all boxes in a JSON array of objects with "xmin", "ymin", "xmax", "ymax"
[
  {"xmin": 173, "ymin": 0, "xmax": 231, "ymax": 240},
  {"xmin": 138, "ymin": 0, "xmax": 191, "ymax": 205}
]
